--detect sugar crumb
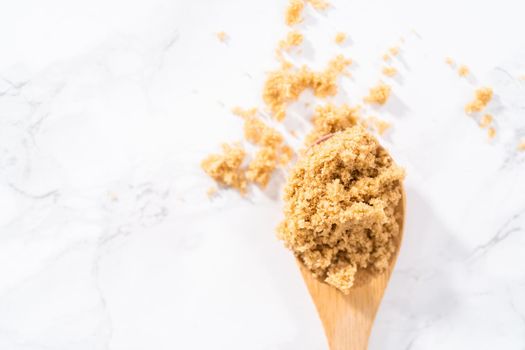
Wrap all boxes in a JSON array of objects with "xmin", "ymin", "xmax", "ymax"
[
  {"xmin": 246, "ymin": 147, "xmax": 278, "ymax": 187},
  {"xmin": 335, "ymin": 32, "xmax": 347, "ymax": 45},
  {"xmin": 479, "ymin": 114, "xmax": 493, "ymax": 128},
  {"xmin": 382, "ymin": 53, "xmax": 391, "ymax": 61},
  {"xmin": 445, "ymin": 57, "xmax": 455, "ymax": 66},
  {"xmin": 280, "ymin": 145, "xmax": 295, "ymax": 165},
  {"xmin": 368, "ymin": 116, "xmax": 391, "ymax": 135},
  {"xmin": 465, "ymin": 87, "xmax": 493, "ymax": 114},
  {"xmin": 487, "ymin": 127, "xmax": 496, "ymax": 140},
  {"xmin": 279, "ymin": 30, "xmax": 304, "ymax": 51},
  {"xmin": 382, "ymin": 66, "xmax": 397, "ymax": 77},
  {"xmin": 364, "ymin": 82, "xmax": 392, "ymax": 105},
  {"xmin": 458, "ymin": 65, "xmax": 470, "ymax": 77},
  {"xmin": 518, "ymin": 140, "xmax": 525, "ymax": 151},
  {"xmin": 244, "ymin": 116, "xmax": 283, "ymax": 147},
  {"xmin": 216, "ymin": 31, "xmax": 228, "ymax": 42},
  {"xmin": 388, "ymin": 46, "xmax": 400, "ymax": 56},
  {"xmin": 201, "ymin": 143, "xmax": 247, "ymax": 194},
  {"xmin": 243, "ymin": 116, "xmax": 293, "ymax": 188},
  {"xmin": 285, "ymin": 0, "xmax": 304, "ymax": 26}
]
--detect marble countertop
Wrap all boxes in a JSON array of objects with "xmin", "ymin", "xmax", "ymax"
[{"xmin": 1, "ymin": 0, "xmax": 525, "ymax": 349}]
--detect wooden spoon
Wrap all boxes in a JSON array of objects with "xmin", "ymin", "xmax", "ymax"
[{"xmin": 298, "ymin": 189, "xmax": 405, "ymax": 350}]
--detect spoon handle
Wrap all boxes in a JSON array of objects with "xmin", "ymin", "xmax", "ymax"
[{"xmin": 299, "ymin": 263, "xmax": 391, "ymax": 350}]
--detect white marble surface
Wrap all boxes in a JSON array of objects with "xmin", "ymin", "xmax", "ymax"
[{"xmin": 1, "ymin": 0, "xmax": 525, "ymax": 349}]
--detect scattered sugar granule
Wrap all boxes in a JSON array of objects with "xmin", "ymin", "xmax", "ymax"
[
  {"xmin": 383, "ymin": 53, "xmax": 391, "ymax": 61},
  {"xmin": 232, "ymin": 106, "xmax": 258, "ymax": 118},
  {"xmin": 279, "ymin": 30, "xmax": 304, "ymax": 51},
  {"xmin": 458, "ymin": 65, "xmax": 470, "ymax": 77},
  {"xmin": 465, "ymin": 87, "xmax": 493, "ymax": 113},
  {"xmin": 246, "ymin": 147, "xmax": 278, "ymax": 187},
  {"xmin": 487, "ymin": 127, "xmax": 496, "ymax": 140},
  {"xmin": 364, "ymin": 82, "xmax": 392, "ymax": 105},
  {"xmin": 307, "ymin": 0, "xmax": 330, "ymax": 10},
  {"xmin": 285, "ymin": 0, "xmax": 304, "ymax": 25},
  {"xmin": 262, "ymin": 70, "xmax": 299, "ymax": 120},
  {"xmin": 243, "ymin": 116, "xmax": 294, "ymax": 187},
  {"xmin": 519, "ymin": 75, "xmax": 525, "ymax": 81},
  {"xmin": 328, "ymin": 54, "xmax": 352, "ymax": 72},
  {"xmin": 243, "ymin": 116, "xmax": 283, "ymax": 147},
  {"xmin": 201, "ymin": 143, "xmax": 247, "ymax": 194},
  {"xmin": 382, "ymin": 66, "xmax": 397, "ymax": 77},
  {"xmin": 206, "ymin": 187, "xmax": 218, "ymax": 198},
  {"xmin": 280, "ymin": 145, "xmax": 295, "ymax": 165},
  {"xmin": 335, "ymin": 32, "xmax": 347, "ymax": 45},
  {"xmin": 518, "ymin": 140, "xmax": 525, "ymax": 151},
  {"xmin": 368, "ymin": 116, "xmax": 391, "ymax": 135},
  {"xmin": 216, "ymin": 31, "xmax": 228, "ymax": 42},
  {"xmin": 479, "ymin": 114, "xmax": 493, "ymax": 128},
  {"xmin": 263, "ymin": 55, "xmax": 352, "ymax": 121},
  {"xmin": 445, "ymin": 57, "xmax": 455, "ymax": 66},
  {"xmin": 388, "ymin": 46, "xmax": 400, "ymax": 56}
]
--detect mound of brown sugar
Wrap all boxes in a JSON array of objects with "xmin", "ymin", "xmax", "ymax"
[
  {"xmin": 263, "ymin": 55, "xmax": 352, "ymax": 121},
  {"xmin": 277, "ymin": 127, "xmax": 404, "ymax": 293},
  {"xmin": 465, "ymin": 87, "xmax": 493, "ymax": 113}
]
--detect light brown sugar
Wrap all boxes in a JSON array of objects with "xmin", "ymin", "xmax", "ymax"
[
  {"xmin": 364, "ymin": 82, "xmax": 391, "ymax": 105},
  {"xmin": 201, "ymin": 143, "xmax": 247, "ymax": 193},
  {"xmin": 465, "ymin": 87, "xmax": 493, "ymax": 114},
  {"xmin": 278, "ymin": 127, "xmax": 404, "ymax": 293}
]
